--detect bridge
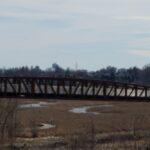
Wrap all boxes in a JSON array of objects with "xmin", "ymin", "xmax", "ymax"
[{"xmin": 0, "ymin": 77, "xmax": 150, "ymax": 100}]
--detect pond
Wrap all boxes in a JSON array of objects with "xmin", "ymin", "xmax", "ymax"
[
  {"xmin": 19, "ymin": 102, "xmax": 49, "ymax": 108},
  {"xmin": 70, "ymin": 104, "xmax": 113, "ymax": 115}
]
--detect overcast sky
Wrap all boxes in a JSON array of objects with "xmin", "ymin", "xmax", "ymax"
[{"xmin": 1, "ymin": 0, "xmax": 150, "ymax": 70}]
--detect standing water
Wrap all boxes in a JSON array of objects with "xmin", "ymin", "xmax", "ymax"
[{"xmin": 70, "ymin": 104, "xmax": 113, "ymax": 115}]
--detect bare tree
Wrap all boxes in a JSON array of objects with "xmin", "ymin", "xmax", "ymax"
[{"xmin": 0, "ymin": 99, "xmax": 19, "ymax": 144}]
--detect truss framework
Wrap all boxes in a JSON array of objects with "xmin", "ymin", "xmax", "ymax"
[{"xmin": 0, "ymin": 77, "xmax": 149, "ymax": 100}]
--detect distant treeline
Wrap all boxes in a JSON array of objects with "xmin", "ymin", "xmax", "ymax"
[{"xmin": 1, "ymin": 63, "xmax": 150, "ymax": 85}]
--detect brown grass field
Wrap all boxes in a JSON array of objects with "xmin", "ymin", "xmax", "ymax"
[
  {"xmin": 2, "ymin": 98, "xmax": 150, "ymax": 149},
  {"xmin": 15, "ymin": 99, "xmax": 150, "ymax": 138}
]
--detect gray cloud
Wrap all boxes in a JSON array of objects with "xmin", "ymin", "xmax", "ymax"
[{"xmin": 0, "ymin": 0, "xmax": 150, "ymax": 69}]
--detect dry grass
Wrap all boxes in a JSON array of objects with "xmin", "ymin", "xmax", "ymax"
[
  {"xmin": 1, "ymin": 98, "xmax": 150, "ymax": 149},
  {"xmin": 14, "ymin": 99, "xmax": 150, "ymax": 137}
]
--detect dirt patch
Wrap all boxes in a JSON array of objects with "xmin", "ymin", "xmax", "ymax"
[{"xmin": 89, "ymin": 106, "xmax": 123, "ymax": 114}]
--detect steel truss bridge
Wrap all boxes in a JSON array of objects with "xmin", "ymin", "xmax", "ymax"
[{"xmin": 0, "ymin": 77, "xmax": 150, "ymax": 100}]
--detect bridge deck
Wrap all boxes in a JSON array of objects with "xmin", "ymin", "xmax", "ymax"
[{"xmin": 0, "ymin": 77, "xmax": 149, "ymax": 100}]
